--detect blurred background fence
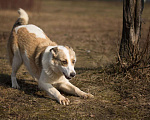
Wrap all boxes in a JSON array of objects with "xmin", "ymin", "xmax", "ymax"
[{"xmin": 0, "ymin": 0, "xmax": 41, "ymax": 11}]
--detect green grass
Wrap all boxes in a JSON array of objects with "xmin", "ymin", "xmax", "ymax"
[{"xmin": 0, "ymin": 0, "xmax": 150, "ymax": 119}]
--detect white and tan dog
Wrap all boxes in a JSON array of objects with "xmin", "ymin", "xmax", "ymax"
[{"xmin": 7, "ymin": 8, "xmax": 93, "ymax": 105}]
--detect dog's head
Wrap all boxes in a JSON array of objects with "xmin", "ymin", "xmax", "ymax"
[{"xmin": 50, "ymin": 46, "xmax": 76, "ymax": 79}]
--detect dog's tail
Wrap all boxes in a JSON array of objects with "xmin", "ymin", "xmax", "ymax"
[
  {"xmin": 13, "ymin": 8, "xmax": 29, "ymax": 28},
  {"xmin": 7, "ymin": 8, "xmax": 29, "ymax": 65}
]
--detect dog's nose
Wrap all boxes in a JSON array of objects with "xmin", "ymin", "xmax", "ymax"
[{"xmin": 70, "ymin": 72, "xmax": 76, "ymax": 77}]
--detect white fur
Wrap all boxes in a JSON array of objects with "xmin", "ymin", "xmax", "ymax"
[
  {"xmin": 42, "ymin": 46, "xmax": 57, "ymax": 78},
  {"xmin": 11, "ymin": 49, "xmax": 22, "ymax": 89},
  {"xmin": 18, "ymin": 8, "xmax": 29, "ymax": 24},
  {"xmin": 15, "ymin": 24, "xmax": 46, "ymax": 39}
]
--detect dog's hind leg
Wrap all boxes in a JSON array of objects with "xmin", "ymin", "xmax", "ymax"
[{"xmin": 11, "ymin": 51, "xmax": 22, "ymax": 89}]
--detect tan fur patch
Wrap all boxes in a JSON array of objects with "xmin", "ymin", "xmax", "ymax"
[
  {"xmin": 52, "ymin": 49, "xmax": 68, "ymax": 67},
  {"xmin": 65, "ymin": 46, "xmax": 76, "ymax": 66}
]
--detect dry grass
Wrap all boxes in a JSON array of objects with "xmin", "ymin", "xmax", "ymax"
[{"xmin": 0, "ymin": 0, "xmax": 150, "ymax": 119}]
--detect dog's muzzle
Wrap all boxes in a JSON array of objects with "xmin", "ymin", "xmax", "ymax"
[
  {"xmin": 70, "ymin": 72, "xmax": 76, "ymax": 77},
  {"xmin": 63, "ymin": 72, "xmax": 76, "ymax": 80}
]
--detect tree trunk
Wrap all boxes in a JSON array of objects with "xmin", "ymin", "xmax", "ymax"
[{"xmin": 119, "ymin": 0, "xmax": 144, "ymax": 61}]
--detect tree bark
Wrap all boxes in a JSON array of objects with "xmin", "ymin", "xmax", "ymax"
[{"xmin": 119, "ymin": 0, "xmax": 144, "ymax": 61}]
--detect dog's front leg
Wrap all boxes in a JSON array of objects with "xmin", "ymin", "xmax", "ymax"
[
  {"xmin": 57, "ymin": 81, "xmax": 94, "ymax": 99},
  {"xmin": 38, "ymin": 72, "xmax": 70, "ymax": 105}
]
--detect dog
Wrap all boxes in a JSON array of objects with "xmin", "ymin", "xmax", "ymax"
[{"xmin": 7, "ymin": 8, "xmax": 94, "ymax": 105}]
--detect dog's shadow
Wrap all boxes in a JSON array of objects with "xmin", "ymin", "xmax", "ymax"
[{"xmin": 0, "ymin": 74, "xmax": 47, "ymax": 99}]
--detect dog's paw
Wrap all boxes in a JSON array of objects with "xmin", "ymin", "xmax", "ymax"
[
  {"xmin": 58, "ymin": 95, "xmax": 70, "ymax": 105},
  {"xmin": 12, "ymin": 83, "xmax": 20, "ymax": 89},
  {"xmin": 81, "ymin": 93, "xmax": 94, "ymax": 99},
  {"xmin": 11, "ymin": 77, "xmax": 20, "ymax": 89}
]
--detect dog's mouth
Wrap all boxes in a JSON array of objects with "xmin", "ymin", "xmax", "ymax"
[{"xmin": 63, "ymin": 72, "xmax": 71, "ymax": 80}]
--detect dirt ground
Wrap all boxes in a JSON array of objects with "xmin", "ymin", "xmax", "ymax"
[{"xmin": 0, "ymin": 0, "xmax": 150, "ymax": 119}]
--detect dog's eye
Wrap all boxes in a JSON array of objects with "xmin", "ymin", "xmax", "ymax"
[
  {"xmin": 61, "ymin": 60, "xmax": 68, "ymax": 65},
  {"xmin": 72, "ymin": 60, "xmax": 76, "ymax": 64}
]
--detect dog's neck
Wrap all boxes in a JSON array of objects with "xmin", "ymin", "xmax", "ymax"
[
  {"xmin": 42, "ymin": 67, "xmax": 64, "ymax": 84},
  {"xmin": 42, "ymin": 46, "xmax": 64, "ymax": 83}
]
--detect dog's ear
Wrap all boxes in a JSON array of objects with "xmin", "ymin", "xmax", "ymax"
[
  {"xmin": 50, "ymin": 47, "xmax": 58, "ymax": 58},
  {"xmin": 65, "ymin": 46, "xmax": 73, "ymax": 51}
]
